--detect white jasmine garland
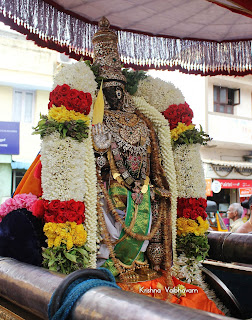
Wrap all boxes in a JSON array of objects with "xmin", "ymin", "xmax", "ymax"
[
  {"xmin": 172, "ymin": 254, "xmax": 228, "ymax": 314},
  {"xmin": 134, "ymin": 76, "xmax": 185, "ymax": 112},
  {"xmin": 173, "ymin": 144, "xmax": 206, "ymax": 199},
  {"xmin": 132, "ymin": 96, "xmax": 178, "ymax": 262},
  {"xmin": 53, "ymin": 61, "xmax": 97, "ymax": 99},
  {"xmin": 41, "ymin": 132, "xmax": 86, "ymax": 201},
  {"xmin": 40, "ymin": 119, "xmax": 98, "ymax": 268},
  {"xmin": 171, "ymin": 254, "xmax": 202, "ymax": 285},
  {"xmin": 80, "ymin": 99, "xmax": 97, "ymax": 268},
  {"xmin": 83, "ymin": 131, "xmax": 98, "ymax": 268},
  {"xmin": 39, "ymin": 61, "xmax": 98, "ymax": 269}
]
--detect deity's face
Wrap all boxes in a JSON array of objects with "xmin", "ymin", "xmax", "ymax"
[{"xmin": 103, "ymin": 85, "xmax": 124, "ymax": 110}]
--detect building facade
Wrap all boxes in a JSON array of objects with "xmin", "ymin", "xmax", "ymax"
[
  {"xmin": 0, "ymin": 25, "xmax": 58, "ymax": 203},
  {"xmin": 202, "ymin": 75, "xmax": 252, "ymax": 213}
]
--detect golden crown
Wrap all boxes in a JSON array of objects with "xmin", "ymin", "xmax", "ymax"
[{"xmin": 92, "ymin": 17, "xmax": 126, "ymax": 85}]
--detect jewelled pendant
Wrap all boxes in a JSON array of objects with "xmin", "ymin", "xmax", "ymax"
[{"xmin": 97, "ymin": 155, "xmax": 107, "ymax": 168}]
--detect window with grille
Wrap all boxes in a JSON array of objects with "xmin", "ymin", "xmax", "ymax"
[
  {"xmin": 12, "ymin": 169, "xmax": 26, "ymax": 193},
  {"xmin": 213, "ymin": 86, "xmax": 240, "ymax": 114},
  {"xmin": 12, "ymin": 90, "xmax": 34, "ymax": 123}
]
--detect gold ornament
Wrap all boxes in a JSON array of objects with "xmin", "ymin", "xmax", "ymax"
[{"xmin": 92, "ymin": 17, "xmax": 126, "ymax": 84}]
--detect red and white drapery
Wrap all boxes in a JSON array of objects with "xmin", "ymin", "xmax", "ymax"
[{"xmin": 0, "ymin": 0, "xmax": 252, "ymax": 76}]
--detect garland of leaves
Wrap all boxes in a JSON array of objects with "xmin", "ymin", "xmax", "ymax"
[
  {"xmin": 85, "ymin": 62, "xmax": 147, "ymax": 95},
  {"xmin": 176, "ymin": 233, "xmax": 210, "ymax": 262},
  {"xmin": 84, "ymin": 60, "xmax": 104, "ymax": 87},
  {"xmin": 33, "ymin": 115, "xmax": 89, "ymax": 142},
  {"xmin": 122, "ymin": 68, "xmax": 147, "ymax": 95},
  {"xmin": 42, "ymin": 243, "xmax": 92, "ymax": 274},
  {"xmin": 172, "ymin": 125, "xmax": 211, "ymax": 149}
]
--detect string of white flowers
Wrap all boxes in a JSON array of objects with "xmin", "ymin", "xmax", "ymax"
[
  {"xmin": 172, "ymin": 254, "xmax": 229, "ymax": 315},
  {"xmin": 38, "ymin": 61, "xmax": 98, "ymax": 268},
  {"xmin": 171, "ymin": 143, "xmax": 225, "ymax": 311},
  {"xmin": 83, "ymin": 127, "xmax": 98, "ymax": 268},
  {"xmin": 134, "ymin": 76, "xmax": 185, "ymax": 112},
  {"xmin": 53, "ymin": 61, "xmax": 98, "ymax": 267},
  {"xmin": 171, "ymin": 254, "xmax": 203, "ymax": 285},
  {"xmin": 41, "ymin": 132, "xmax": 86, "ymax": 201},
  {"xmin": 53, "ymin": 61, "xmax": 97, "ymax": 99},
  {"xmin": 173, "ymin": 144, "xmax": 206, "ymax": 199},
  {"xmin": 132, "ymin": 96, "xmax": 178, "ymax": 262}
]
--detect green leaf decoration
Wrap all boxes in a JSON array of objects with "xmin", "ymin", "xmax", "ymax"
[
  {"xmin": 172, "ymin": 127, "xmax": 212, "ymax": 149},
  {"xmin": 64, "ymin": 252, "xmax": 77, "ymax": 263},
  {"xmin": 84, "ymin": 245, "xmax": 92, "ymax": 252},
  {"xmin": 49, "ymin": 265, "xmax": 58, "ymax": 272},
  {"xmin": 176, "ymin": 233, "xmax": 210, "ymax": 260},
  {"xmin": 122, "ymin": 69, "xmax": 147, "ymax": 95},
  {"xmin": 83, "ymin": 256, "xmax": 89, "ymax": 264},
  {"xmin": 48, "ymin": 259, "xmax": 56, "ymax": 267},
  {"xmin": 75, "ymin": 248, "xmax": 88, "ymax": 256},
  {"xmin": 33, "ymin": 115, "xmax": 89, "ymax": 142},
  {"xmin": 42, "ymin": 244, "xmax": 91, "ymax": 274}
]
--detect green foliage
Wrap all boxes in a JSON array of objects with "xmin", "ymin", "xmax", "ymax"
[
  {"xmin": 42, "ymin": 244, "xmax": 92, "ymax": 274},
  {"xmin": 33, "ymin": 115, "xmax": 89, "ymax": 142},
  {"xmin": 122, "ymin": 69, "xmax": 147, "ymax": 95},
  {"xmin": 84, "ymin": 61, "xmax": 147, "ymax": 93},
  {"xmin": 84, "ymin": 60, "xmax": 104, "ymax": 87},
  {"xmin": 172, "ymin": 125, "xmax": 211, "ymax": 149},
  {"xmin": 176, "ymin": 233, "xmax": 210, "ymax": 261}
]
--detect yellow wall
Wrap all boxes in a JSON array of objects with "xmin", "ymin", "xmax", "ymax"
[
  {"xmin": 0, "ymin": 29, "xmax": 57, "ymax": 162},
  {"xmin": 0, "ymin": 28, "xmax": 58, "ymax": 201},
  {"xmin": 0, "ymin": 86, "xmax": 12, "ymax": 121}
]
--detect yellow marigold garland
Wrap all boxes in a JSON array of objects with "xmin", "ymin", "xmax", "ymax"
[
  {"xmin": 171, "ymin": 123, "xmax": 195, "ymax": 141},
  {"xmin": 44, "ymin": 221, "xmax": 87, "ymax": 250},
  {"xmin": 177, "ymin": 216, "xmax": 209, "ymax": 237},
  {"xmin": 48, "ymin": 105, "xmax": 90, "ymax": 123}
]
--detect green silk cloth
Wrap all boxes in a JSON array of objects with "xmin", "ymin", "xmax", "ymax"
[{"xmin": 103, "ymin": 184, "xmax": 151, "ymax": 276}]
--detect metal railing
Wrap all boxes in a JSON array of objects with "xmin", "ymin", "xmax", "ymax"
[
  {"xmin": 207, "ymin": 231, "xmax": 252, "ymax": 264},
  {"xmin": 0, "ymin": 257, "xmax": 234, "ymax": 320}
]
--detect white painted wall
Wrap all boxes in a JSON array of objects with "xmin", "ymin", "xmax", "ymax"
[
  {"xmin": 207, "ymin": 75, "xmax": 252, "ymax": 149},
  {"xmin": 149, "ymin": 70, "xmax": 207, "ymax": 130},
  {"xmin": 0, "ymin": 28, "xmax": 57, "ymax": 163}
]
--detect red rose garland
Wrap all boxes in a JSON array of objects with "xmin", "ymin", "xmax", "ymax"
[
  {"xmin": 162, "ymin": 99, "xmax": 210, "ymax": 276},
  {"xmin": 162, "ymin": 103, "xmax": 194, "ymax": 129},
  {"xmin": 32, "ymin": 199, "xmax": 85, "ymax": 224},
  {"xmin": 177, "ymin": 198, "xmax": 207, "ymax": 220},
  {"xmin": 48, "ymin": 84, "xmax": 92, "ymax": 115}
]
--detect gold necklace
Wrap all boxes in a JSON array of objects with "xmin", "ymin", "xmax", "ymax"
[{"xmin": 105, "ymin": 110, "xmax": 139, "ymax": 127}]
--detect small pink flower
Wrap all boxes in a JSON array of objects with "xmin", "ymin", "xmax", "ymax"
[{"xmin": 0, "ymin": 193, "xmax": 38, "ymax": 222}]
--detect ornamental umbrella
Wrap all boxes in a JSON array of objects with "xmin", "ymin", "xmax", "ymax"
[{"xmin": 0, "ymin": 0, "xmax": 252, "ymax": 75}]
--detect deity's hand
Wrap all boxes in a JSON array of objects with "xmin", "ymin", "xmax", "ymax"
[{"xmin": 92, "ymin": 123, "xmax": 112, "ymax": 151}]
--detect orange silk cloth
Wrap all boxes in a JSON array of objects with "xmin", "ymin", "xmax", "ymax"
[
  {"xmin": 14, "ymin": 154, "xmax": 42, "ymax": 197},
  {"xmin": 118, "ymin": 274, "xmax": 224, "ymax": 315}
]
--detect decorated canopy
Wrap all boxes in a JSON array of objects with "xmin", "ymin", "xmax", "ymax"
[{"xmin": 0, "ymin": 0, "xmax": 252, "ymax": 75}]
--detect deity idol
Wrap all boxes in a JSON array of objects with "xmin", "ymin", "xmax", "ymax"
[
  {"xmin": 0, "ymin": 17, "xmax": 225, "ymax": 315},
  {"xmin": 92, "ymin": 17, "xmax": 173, "ymax": 282}
]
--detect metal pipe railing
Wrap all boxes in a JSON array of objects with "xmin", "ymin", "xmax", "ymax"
[
  {"xmin": 0, "ymin": 257, "xmax": 233, "ymax": 320},
  {"xmin": 207, "ymin": 231, "xmax": 252, "ymax": 264}
]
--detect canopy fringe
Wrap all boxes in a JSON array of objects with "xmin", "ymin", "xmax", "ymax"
[{"xmin": 0, "ymin": 0, "xmax": 252, "ymax": 76}]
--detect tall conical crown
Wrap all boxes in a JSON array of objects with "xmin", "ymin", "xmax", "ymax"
[{"xmin": 92, "ymin": 17, "xmax": 126, "ymax": 87}]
